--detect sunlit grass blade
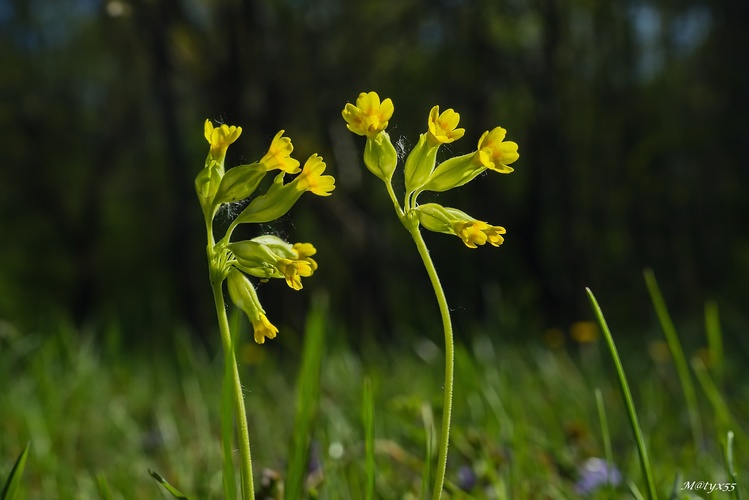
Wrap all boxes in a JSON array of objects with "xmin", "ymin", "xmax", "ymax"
[
  {"xmin": 704, "ymin": 300, "xmax": 724, "ymax": 388},
  {"xmin": 668, "ymin": 472, "xmax": 682, "ymax": 500},
  {"xmin": 586, "ymin": 288, "xmax": 658, "ymax": 500},
  {"xmin": 595, "ymin": 388, "xmax": 615, "ymax": 492},
  {"xmin": 363, "ymin": 377, "xmax": 376, "ymax": 500},
  {"xmin": 628, "ymin": 479, "xmax": 646, "ymax": 500},
  {"xmin": 1, "ymin": 442, "xmax": 29, "ymax": 500},
  {"xmin": 643, "ymin": 268, "xmax": 703, "ymax": 452},
  {"xmin": 148, "ymin": 470, "xmax": 189, "ymax": 499},
  {"xmin": 284, "ymin": 293, "xmax": 328, "ymax": 500},
  {"xmin": 721, "ymin": 431, "xmax": 741, "ymax": 500},
  {"xmin": 95, "ymin": 473, "xmax": 114, "ymax": 500}
]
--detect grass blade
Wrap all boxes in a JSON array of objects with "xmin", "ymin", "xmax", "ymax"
[
  {"xmin": 363, "ymin": 377, "xmax": 376, "ymax": 500},
  {"xmin": 595, "ymin": 388, "xmax": 615, "ymax": 491},
  {"xmin": 1, "ymin": 442, "xmax": 30, "ymax": 500},
  {"xmin": 691, "ymin": 357, "xmax": 748, "ymax": 443},
  {"xmin": 643, "ymin": 268, "xmax": 703, "ymax": 452},
  {"xmin": 586, "ymin": 288, "xmax": 658, "ymax": 500},
  {"xmin": 721, "ymin": 431, "xmax": 741, "ymax": 500},
  {"xmin": 420, "ymin": 403, "xmax": 435, "ymax": 500},
  {"xmin": 704, "ymin": 300, "xmax": 724, "ymax": 388},
  {"xmin": 96, "ymin": 473, "xmax": 114, "ymax": 500},
  {"xmin": 668, "ymin": 472, "xmax": 682, "ymax": 500},
  {"xmin": 148, "ymin": 469, "xmax": 189, "ymax": 499},
  {"xmin": 284, "ymin": 293, "xmax": 328, "ymax": 500}
]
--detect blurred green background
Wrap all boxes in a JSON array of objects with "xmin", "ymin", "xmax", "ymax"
[{"xmin": 1, "ymin": 0, "xmax": 747, "ymax": 342}]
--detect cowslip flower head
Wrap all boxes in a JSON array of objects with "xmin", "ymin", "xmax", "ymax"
[
  {"xmin": 414, "ymin": 203, "xmax": 506, "ymax": 248},
  {"xmin": 260, "ymin": 130, "xmax": 301, "ymax": 174},
  {"xmin": 275, "ymin": 258, "xmax": 315, "ymax": 290},
  {"xmin": 205, "ymin": 119, "xmax": 242, "ymax": 163},
  {"xmin": 292, "ymin": 243, "xmax": 318, "ymax": 272},
  {"xmin": 252, "ymin": 313, "xmax": 278, "ymax": 344},
  {"xmin": 342, "ymin": 91, "xmax": 394, "ymax": 138},
  {"xmin": 427, "ymin": 106, "xmax": 465, "ymax": 146},
  {"xmin": 229, "ymin": 236, "xmax": 319, "ymax": 289},
  {"xmin": 476, "ymin": 127, "xmax": 519, "ymax": 173},
  {"xmin": 454, "ymin": 220, "xmax": 506, "ymax": 248},
  {"xmin": 295, "ymin": 154, "xmax": 335, "ymax": 196},
  {"xmin": 226, "ymin": 268, "xmax": 280, "ymax": 343}
]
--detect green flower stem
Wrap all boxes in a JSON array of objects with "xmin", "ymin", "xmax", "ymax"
[
  {"xmin": 408, "ymin": 225, "xmax": 454, "ymax": 500},
  {"xmin": 211, "ymin": 279, "xmax": 255, "ymax": 499},
  {"xmin": 385, "ymin": 181, "xmax": 406, "ymax": 219}
]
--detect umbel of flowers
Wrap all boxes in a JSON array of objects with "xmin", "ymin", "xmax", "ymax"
[
  {"xmin": 196, "ymin": 120, "xmax": 334, "ymax": 499},
  {"xmin": 342, "ymin": 91, "xmax": 518, "ymax": 500},
  {"xmin": 341, "ymin": 91, "xmax": 518, "ymax": 247},
  {"xmin": 197, "ymin": 121, "xmax": 334, "ymax": 344}
]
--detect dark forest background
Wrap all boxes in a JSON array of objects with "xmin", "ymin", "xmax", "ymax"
[{"xmin": 1, "ymin": 0, "xmax": 747, "ymax": 344}]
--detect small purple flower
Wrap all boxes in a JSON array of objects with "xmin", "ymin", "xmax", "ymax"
[
  {"xmin": 456, "ymin": 465, "xmax": 477, "ymax": 491},
  {"xmin": 575, "ymin": 457, "xmax": 622, "ymax": 495}
]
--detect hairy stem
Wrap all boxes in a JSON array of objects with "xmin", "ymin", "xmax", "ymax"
[
  {"xmin": 409, "ymin": 226, "xmax": 454, "ymax": 500},
  {"xmin": 212, "ymin": 279, "xmax": 255, "ymax": 498}
]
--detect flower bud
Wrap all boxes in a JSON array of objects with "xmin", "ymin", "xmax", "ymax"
[
  {"xmin": 234, "ymin": 172, "xmax": 304, "ymax": 225},
  {"xmin": 226, "ymin": 268, "xmax": 263, "ymax": 322},
  {"xmin": 195, "ymin": 164, "xmax": 223, "ymax": 213},
  {"xmin": 363, "ymin": 132, "xmax": 398, "ymax": 182},
  {"xmin": 213, "ymin": 163, "xmax": 266, "ymax": 205},
  {"xmin": 404, "ymin": 134, "xmax": 438, "ymax": 195},
  {"xmin": 421, "ymin": 153, "xmax": 484, "ymax": 193}
]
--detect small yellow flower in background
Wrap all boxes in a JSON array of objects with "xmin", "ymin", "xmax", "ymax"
[
  {"xmin": 543, "ymin": 328, "xmax": 566, "ymax": 350},
  {"xmin": 295, "ymin": 154, "xmax": 336, "ymax": 196},
  {"xmin": 648, "ymin": 340, "xmax": 671, "ymax": 364},
  {"xmin": 260, "ymin": 130, "xmax": 301, "ymax": 174},
  {"xmin": 454, "ymin": 220, "xmax": 506, "ymax": 248},
  {"xmin": 252, "ymin": 312, "xmax": 278, "ymax": 344},
  {"xmin": 427, "ymin": 106, "xmax": 465, "ymax": 146},
  {"xmin": 570, "ymin": 321, "xmax": 599, "ymax": 343},
  {"xmin": 342, "ymin": 91, "xmax": 394, "ymax": 138},
  {"xmin": 476, "ymin": 127, "xmax": 520, "ymax": 173},
  {"xmin": 204, "ymin": 119, "xmax": 242, "ymax": 160}
]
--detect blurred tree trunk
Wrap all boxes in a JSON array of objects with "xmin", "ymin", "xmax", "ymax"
[{"xmin": 131, "ymin": 0, "xmax": 209, "ymax": 333}]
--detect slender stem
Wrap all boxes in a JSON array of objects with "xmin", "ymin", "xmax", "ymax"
[
  {"xmin": 408, "ymin": 226, "xmax": 454, "ymax": 500},
  {"xmin": 212, "ymin": 280, "xmax": 255, "ymax": 499},
  {"xmin": 384, "ymin": 181, "xmax": 406, "ymax": 219}
]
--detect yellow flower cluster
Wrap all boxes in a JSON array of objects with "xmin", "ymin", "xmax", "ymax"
[
  {"xmin": 342, "ymin": 91, "xmax": 519, "ymax": 249},
  {"xmin": 199, "ymin": 120, "xmax": 334, "ymax": 344}
]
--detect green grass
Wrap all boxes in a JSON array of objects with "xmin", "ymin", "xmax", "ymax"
[{"xmin": 0, "ymin": 305, "xmax": 746, "ymax": 498}]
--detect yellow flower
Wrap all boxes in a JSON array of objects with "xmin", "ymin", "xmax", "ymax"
[
  {"xmin": 570, "ymin": 321, "xmax": 599, "ymax": 344},
  {"xmin": 427, "ymin": 106, "xmax": 465, "ymax": 146},
  {"xmin": 342, "ymin": 91, "xmax": 394, "ymax": 138},
  {"xmin": 276, "ymin": 258, "xmax": 315, "ymax": 290},
  {"xmin": 475, "ymin": 127, "xmax": 519, "ymax": 173},
  {"xmin": 259, "ymin": 130, "xmax": 301, "ymax": 174},
  {"xmin": 295, "ymin": 154, "xmax": 335, "ymax": 196},
  {"xmin": 292, "ymin": 242, "xmax": 318, "ymax": 272},
  {"xmin": 204, "ymin": 119, "xmax": 242, "ymax": 160},
  {"xmin": 454, "ymin": 220, "xmax": 506, "ymax": 248},
  {"xmin": 252, "ymin": 313, "xmax": 278, "ymax": 344}
]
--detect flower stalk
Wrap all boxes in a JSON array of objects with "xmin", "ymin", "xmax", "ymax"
[
  {"xmin": 342, "ymin": 92, "xmax": 519, "ymax": 498},
  {"xmin": 197, "ymin": 120, "xmax": 334, "ymax": 499}
]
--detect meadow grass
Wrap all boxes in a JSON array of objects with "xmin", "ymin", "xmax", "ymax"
[{"xmin": 0, "ymin": 295, "xmax": 746, "ymax": 499}]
